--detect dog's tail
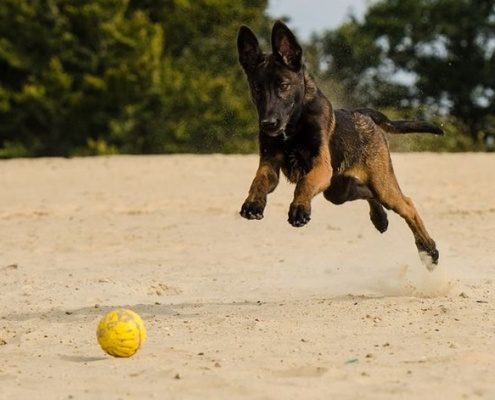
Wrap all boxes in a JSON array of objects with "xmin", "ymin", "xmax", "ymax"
[{"xmin": 356, "ymin": 108, "xmax": 444, "ymax": 135}]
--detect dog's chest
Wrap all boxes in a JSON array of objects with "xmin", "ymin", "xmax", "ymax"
[{"xmin": 281, "ymin": 148, "xmax": 313, "ymax": 183}]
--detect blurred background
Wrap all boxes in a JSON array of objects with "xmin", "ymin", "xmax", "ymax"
[{"xmin": 0, "ymin": 0, "xmax": 494, "ymax": 158}]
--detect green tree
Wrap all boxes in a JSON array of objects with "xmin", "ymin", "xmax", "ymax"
[
  {"xmin": 0, "ymin": 0, "xmax": 270, "ymax": 156},
  {"xmin": 130, "ymin": 0, "xmax": 270, "ymax": 153},
  {"xmin": 314, "ymin": 0, "xmax": 495, "ymax": 147},
  {"xmin": 0, "ymin": 0, "xmax": 166, "ymax": 156}
]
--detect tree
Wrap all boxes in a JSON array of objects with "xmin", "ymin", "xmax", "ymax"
[
  {"xmin": 129, "ymin": 0, "xmax": 271, "ymax": 153},
  {"xmin": 314, "ymin": 0, "xmax": 495, "ymax": 146},
  {"xmin": 0, "ymin": 0, "xmax": 167, "ymax": 155},
  {"xmin": 0, "ymin": 0, "xmax": 270, "ymax": 156}
]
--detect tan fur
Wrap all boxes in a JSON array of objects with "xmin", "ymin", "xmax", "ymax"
[
  {"xmin": 292, "ymin": 144, "xmax": 331, "ymax": 206},
  {"xmin": 246, "ymin": 154, "xmax": 283, "ymax": 204}
]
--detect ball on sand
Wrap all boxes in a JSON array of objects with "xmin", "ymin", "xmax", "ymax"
[{"xmin": 97, "ymin": 309, "xmax": 146, "ymax": 357}]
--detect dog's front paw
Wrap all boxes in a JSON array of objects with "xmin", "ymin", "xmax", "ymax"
[
  {"xmin": 288, "ymin": 203, "xmax": 311, "ymax": 227},
  {"xmin": 240, "ymin": 200, "xmax": 265, "ymax": 220}
]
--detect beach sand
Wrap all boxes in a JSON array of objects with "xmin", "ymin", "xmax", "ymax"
[{"xmin": 0, "ymin": 153, "xmax": 494, "ymax": 399}]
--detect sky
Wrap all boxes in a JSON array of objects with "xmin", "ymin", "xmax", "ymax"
[{"xmin": 267, "ymin": 0, "xmax": 369, "ymax": 40}]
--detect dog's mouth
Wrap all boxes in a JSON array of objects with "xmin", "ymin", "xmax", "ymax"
[
  {"xmin": 263, "ymin": 129, "xmax": 284, "ymax": 137},
  {"xmin": 261, "ymin": 124, "xmax": 287, "ymax": 138}
]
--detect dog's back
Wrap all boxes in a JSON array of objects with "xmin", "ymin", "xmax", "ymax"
[{"xmin": 330, "ymin": 109, "xmax": 388, "ymax": 174}]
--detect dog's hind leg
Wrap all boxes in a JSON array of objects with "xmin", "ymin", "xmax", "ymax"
[
  {"xmin": 370, "ymin": 172, "xmax": 439, "ymax": 269},
  {"xmin": 323, "ymin": 174, "xmax": 373, "ymax": 205},
  {"xmin": 368, "ymin": 199, "xmax": 388, "ymax": 233},
  {"xmin": 323, "ymin": 175, "xmax": 389, "ymax": 233}
]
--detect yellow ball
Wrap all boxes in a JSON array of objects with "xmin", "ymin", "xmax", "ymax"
[{"xmin": 96, "ymin": 309, "xmax": 146, "ymax": 357}]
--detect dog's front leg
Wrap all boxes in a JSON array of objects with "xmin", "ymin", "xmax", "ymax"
[
  {"xmin": 240, "ymin": 155, "xmax": 282, "ymax": 220},
  {"xmin": 288, "ymin": 152, "xmax": 331, "ymax": 227}
]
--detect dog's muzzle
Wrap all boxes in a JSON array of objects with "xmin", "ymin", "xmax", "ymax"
[{"xmin": 260, "ymin": 117, "xmax": 283, "ymax": 136}]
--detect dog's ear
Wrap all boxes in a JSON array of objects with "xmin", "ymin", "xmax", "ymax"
[
  {"xmin": 237, "ymin": 25, "xmax": 262, "ymax": 73},
  {"xmin": 271, "ymin": 21, "xmax": 302, "ymax": 71}
]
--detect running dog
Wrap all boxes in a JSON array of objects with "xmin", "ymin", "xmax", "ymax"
[{"xmin": 237, "ymin": 21, "xmax": 442, "ymax": 268}]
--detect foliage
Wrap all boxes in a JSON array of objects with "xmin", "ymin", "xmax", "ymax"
[
  {"xmin": 1, "ymin": 0, "xmax": 494, "ymax": 156},
  {"xmin": 314, "ymin": 0, "xmax": 495, "ymax": 149},
  {"xmin": 0, "ymin": 0, "xmax": 269, "ymax": 157}
]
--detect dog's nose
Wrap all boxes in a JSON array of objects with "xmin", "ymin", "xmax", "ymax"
[{"xmin": 260, "ymin": 118, "xmax": 280, "ymax": 132}]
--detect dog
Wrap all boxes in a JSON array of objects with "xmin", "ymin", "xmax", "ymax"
[{"xmin": 236, "ymin": 21, "xmax": 443, "ymax": 269}]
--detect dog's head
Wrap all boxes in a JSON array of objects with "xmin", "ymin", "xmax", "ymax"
[{"xmin": 237, "ymin": 21, "xmax": 305, "ymax": 138}]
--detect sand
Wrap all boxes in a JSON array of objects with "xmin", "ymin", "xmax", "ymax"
[{"xmin": 0, "ymin": 153, "xmax": 494, "ymax": 399}]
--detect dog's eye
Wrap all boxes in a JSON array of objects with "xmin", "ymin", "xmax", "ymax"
[{"xmin": 279, "ymin": 82, "xmax": 291, "ymax": 91}]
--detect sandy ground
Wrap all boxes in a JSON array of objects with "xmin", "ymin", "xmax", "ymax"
[{"xmin": 0, "ymin": 153, "xmax": 494, "ymax": 400}]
